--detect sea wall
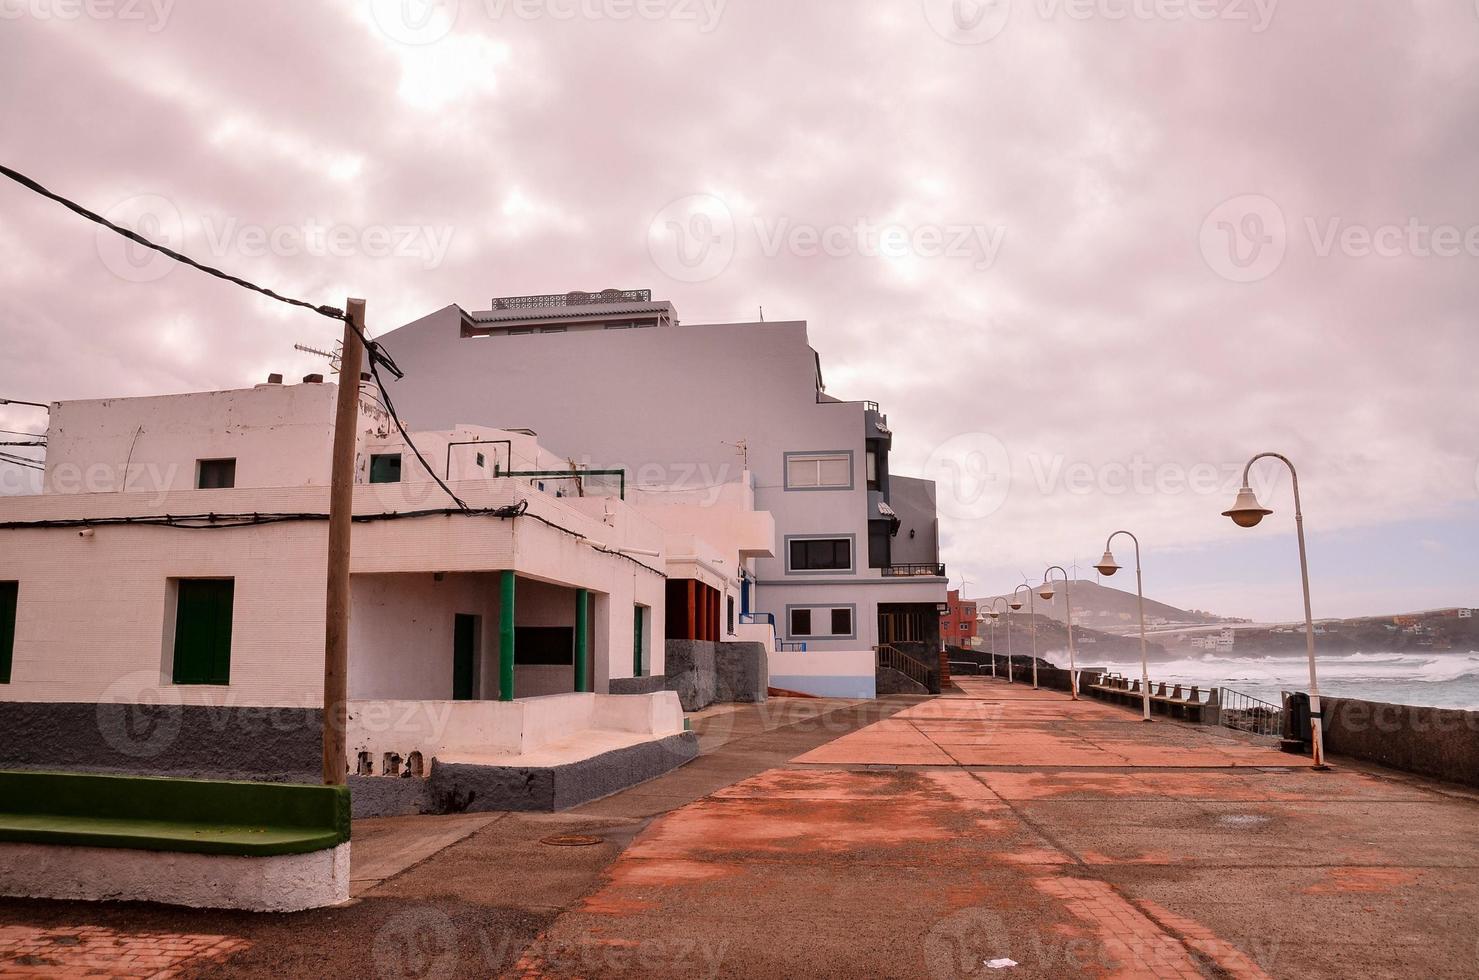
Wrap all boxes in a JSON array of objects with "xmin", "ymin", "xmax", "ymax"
[{"xmin": 1322, "ymin": 696, "xmax": 1479, "ymax": 789}]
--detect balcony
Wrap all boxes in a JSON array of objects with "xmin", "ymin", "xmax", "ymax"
[{"xmin": 881, "ymin": 563, "xmax": 946, "ymax": 578}]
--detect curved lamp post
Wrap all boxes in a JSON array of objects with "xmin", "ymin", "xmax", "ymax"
[
  {"xmin": 1039, "ymin": 566, "xmax": 1078, "ymax": 699},
  {"xmin": 1223, "ymin": 453, "xmax": 1328, "ymax": 769},
  {"xmin": 987, "ymin": 597, "xmax": 1012, "ymax": 680},
  {"xmin": 978, "ymin": 613, "xmax": 994, "ymax": 677},
  {"xmin": 1095, "ymin": 532, "xmax": 1151, "ymax": 721},
  {"xmin": 1012, "ymin": 583, "xmax": 1036, "ymax": 686}
]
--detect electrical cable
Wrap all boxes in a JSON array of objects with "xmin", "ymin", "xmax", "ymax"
[
  {"xmin": 0, "ymin": 497, "xmax": 665, "ymax": 575},
  {"xmin": 0, "ymin": 163, "xmax": 349, "ymax": 326}
]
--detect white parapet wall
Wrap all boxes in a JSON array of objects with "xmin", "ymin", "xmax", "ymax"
[
  {"xmin": 0, "ymin": 842, "xmax": 350, "ymax": 913},
  {"xmin": 346, "ymin": 691, "xmax": 685, "ymax": 771},
  {"xmin": 768, "ymin": 649, "xmax": 877, "ymax": 699}
]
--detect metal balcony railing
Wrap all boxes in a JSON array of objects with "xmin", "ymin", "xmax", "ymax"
[{"xmin": 881, "ymin": 563, "xmax": 946, "ymax": 577}]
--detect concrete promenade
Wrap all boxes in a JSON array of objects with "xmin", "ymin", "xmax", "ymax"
[
  {"xmin": 524, "ymin": 678, "xmax": 1479, "ymax": 978},
  {"xmin": 0, "ymin": 681, "xmax": 1476, "ymax": 977}
]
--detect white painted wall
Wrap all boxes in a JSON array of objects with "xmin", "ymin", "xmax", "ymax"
[{"xmin": 380, "ymin": 308, "xmax": 946, "ymax": 652}]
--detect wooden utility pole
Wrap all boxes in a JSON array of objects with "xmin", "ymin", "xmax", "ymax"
[{"xmin": 323, "ymin": 298, "xmax": 367, "ymax": 785}]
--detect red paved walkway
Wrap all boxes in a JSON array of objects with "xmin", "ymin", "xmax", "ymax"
[{"xmin": 520, "ymin": 679, "xmax": 1479, "ymax": 978}]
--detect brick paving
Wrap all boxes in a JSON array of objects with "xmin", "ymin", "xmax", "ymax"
[{"xmin": 0, "ymin": 924, "xmax": 245, "ymax": 978}]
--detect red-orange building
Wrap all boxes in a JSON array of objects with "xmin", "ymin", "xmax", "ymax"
[{"xmin": 940, "ymin": 589, "xmax": 978, "ymax": 647}]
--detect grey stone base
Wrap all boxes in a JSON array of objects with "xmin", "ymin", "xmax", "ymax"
[
  {"xmin": 715, "ymin": 641, "xmax": 768, "ymax": 703},
  {"xmin": 417, "ymin": 731, "xmax": 699, "ymax": 814},
  {"xmin": 349, "ymin": 773, "xmax": 435, "ymax": 818},
  {"xmin": 665, "ymin": 640, "xmax": 718, "ymax": 711},
  {"xmin": 607, "ymin": 676, "xmax": 667, "ymax": 696},
  {"xmin": 0, "ymin": 701, "xmax": 321, "ymax": 783}
]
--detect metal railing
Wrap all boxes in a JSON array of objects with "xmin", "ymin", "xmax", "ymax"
[
  {"xmin": 875, "ymin": 644, "xmax": 931, "ymax": 688},
  {"xmin": 740, "ymin": 613, "xmax": 806, "ymax": 652},
  {"xmin": 1217, "ymin": 686, "xmax": 1283, "ymax": 738},
  {"xmin": 491, "ymin": 289, "xmax": 651, "ymax": 310},
  {"xmin": 881, "ymin": 563, "xmax": 946, "ymax": 577}
]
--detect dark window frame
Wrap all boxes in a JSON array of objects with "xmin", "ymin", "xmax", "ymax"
[
  {"xmin": 196, "ymin": 458, "xmax": 237, "ymax": 490},
  {"xmin": 369, "ymin": 453, "xmax": 403, "ymax": 484},
  {"xmin": 789, "ymin": 537, "xmax": 852, "ymax": 572}
]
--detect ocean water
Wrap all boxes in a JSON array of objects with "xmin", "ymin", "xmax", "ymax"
[{"xmin": 1076, "ymin": 650, "xmax": 1479, "ymax": 711}]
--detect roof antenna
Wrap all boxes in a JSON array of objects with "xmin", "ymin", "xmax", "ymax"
[{"xmin": 759, "ymin": 305, "xmax": 764, "ymax": 322}]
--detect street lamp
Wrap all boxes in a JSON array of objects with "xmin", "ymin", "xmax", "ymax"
[
  {"xmin": 1013, "ymin": 583, "xmax": 1037, "ymax": 686},
  {"xmin": 1224, "ymin": 453, "xmax": 1328, "ymax": 769},
  {"xmin": 978, "ymin": 614, "xmax": 995, "ymax": 677},
  {"xmin": 1040, "ymin": 565, "xmax": 1078, "ymax": 699},
  {"xmin": 987, "ymin": 597, "xmax": 1012, "ymax": 679},
  {"xmin": 1096, "ymin": 531, "xmax": 1151, "ymax": 722}
]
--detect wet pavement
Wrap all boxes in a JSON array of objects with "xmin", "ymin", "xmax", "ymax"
[
  {"xmin": 2, "ymin": 682, "xmax": 1476, "ymax": 978},
  {"xmin": 521, "ymin": 679, "xmax": 1479, "ymax": 978}
]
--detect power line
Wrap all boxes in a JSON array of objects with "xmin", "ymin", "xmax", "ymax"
[
  {"xmin": 0, "ymin": 162, "xmax": 487, "ymax": 512},
  {"xmin": 0, "ymin": 164, "xmax": 347, "ymax": 324}
]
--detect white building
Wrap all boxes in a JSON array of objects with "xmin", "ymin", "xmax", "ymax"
[
  {"xmin": 0, "ymin": 377, "xmax": 771, "ymax": 807},
  {"xmin": 379, "ymin": 289, "xmax": 948, "ymax": 696}
]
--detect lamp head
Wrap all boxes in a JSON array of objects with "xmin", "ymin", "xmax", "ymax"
[
  {"xmin": 1008, "ymin": 599, "xmax": 1023, "ymax": 610},
  {"xmin": 1094, "ymin": 549, "xmax": 1120, "ymax": 577},
  {"xmin": 988, "ymin": 610, "xmax": 1000, "ymax": 620},
  {"xmin": 1039, "ymin": 582, "xmax": 1055, "ymax": 601},
  {"xmin": 1222, "ymin": 485, "xmax": 1272, "ymax": 528}
]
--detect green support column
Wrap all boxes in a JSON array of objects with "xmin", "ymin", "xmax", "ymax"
[
  {"xmin": 574, "ymin": 588, "xmax": 590, "ymax": 693},
  {"xmin": 499, "ymin": 571, "xmax": 516, "ymax": 702}
]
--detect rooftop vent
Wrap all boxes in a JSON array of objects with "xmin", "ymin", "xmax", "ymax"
[
  {"xmin": 303, "ymin": 374, "xmax": 324, "ymax": 384},
  {"xmin": 267, "ymin": 373, "xmax": 283, "ymax": 384}
]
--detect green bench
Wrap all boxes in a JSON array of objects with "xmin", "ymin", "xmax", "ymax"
[{"xmin": 0, "ymin": 770, "xmax": 350, "ymax": 857}]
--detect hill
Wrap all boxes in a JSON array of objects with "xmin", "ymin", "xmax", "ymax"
[{"xmin": 976, "ymin": 579, "xmax": 1231, "ymax": 633}]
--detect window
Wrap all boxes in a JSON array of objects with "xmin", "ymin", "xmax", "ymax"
[
  {"xmin": 960, "ymin": 623, "xmax": 970, "ymax": 633},
  {"xmin": 172, "ymin": 579, "xmax": 234, "ymax": 685},
  {"xmin": 475, "ymin": 452, "xmax": 486, "ymax": 468},
  {"xmin": 789, "ymin": 537, "xmax": 852, "ymax": 572},
  {"xmin": 868, "ymin": 520, "xmax": 892, "ymax": 569},
  {"xmin": 539, "ymin": 326, "xmax": 567, "ymax": 334},
  {"xmin": 370, "ymin": 453, "xmax": 402, "ymax": 484},
  {"xmin": 789, "ymin": 605, "xmax": 855, "ymax": 639},
  {"xmin": 196, "ymin": 458, "xmax": 236, "ymax": 489},
  {"xmin": 790, "ymin": 608, "xmax": 812, "ymax": 636},
  {"xmin": 508, "ymin": 327, "xmax": 536, "ymax": 335},
  {"xmin": 866, "ymin": 449, "xmax": 879, "ymax": 491},
  {"xmin": 0, "ymin": 581, "xmax": 15, "ymax": 684},
  {"xmin": 785, "ymin": 453, "xmax": 851, "ymax": 489},
  {"xmin": 727, "ymin": 596, "xmax": 735, "ymax": 635}
]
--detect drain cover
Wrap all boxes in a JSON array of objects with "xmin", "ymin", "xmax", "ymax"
[{"xmin": 540, "ymin": 834, "xmax": 604, "ymax": 847}]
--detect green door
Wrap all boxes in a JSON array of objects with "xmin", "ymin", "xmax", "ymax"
[
  {"xmin": 453, "ymin": 614, "xmax": 477, "ymax": 700},
  {"xmin": 172, "ymin": 579, "xmax": 234, "ymax": 685},
  {"xmin": 633, "ymin": 606, "xmax": 644, "ymax": 678},
  {"xmin": 0, "ymin": 581, "xmax": 16, "ymax": 684}
]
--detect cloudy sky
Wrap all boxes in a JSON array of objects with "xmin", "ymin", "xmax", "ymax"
[{"xmin": 2, "ymin": 0, "xmax": 1475, "ymax": 621}]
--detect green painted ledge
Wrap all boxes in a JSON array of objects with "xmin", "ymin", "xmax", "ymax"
[{"xmin": 0, "ymin": 771, "xmax": 351, "ymax": 857}]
